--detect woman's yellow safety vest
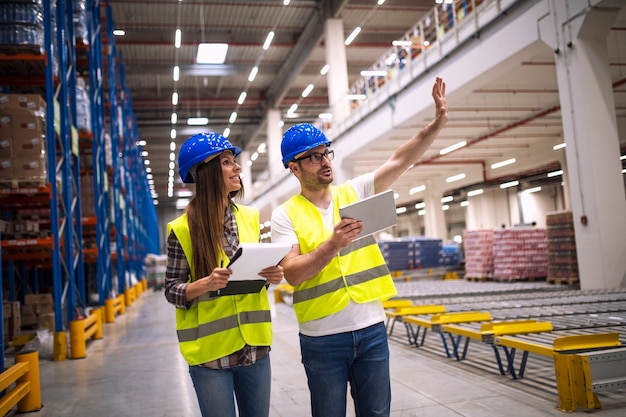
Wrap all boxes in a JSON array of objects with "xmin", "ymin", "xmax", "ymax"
[
  {"xmin": 167, "ymin": 205, "xmax": 272, "ymax": 366},
  {"xmin": 281, "ymin": 184, "xmax": 397, "ymax": 323}
]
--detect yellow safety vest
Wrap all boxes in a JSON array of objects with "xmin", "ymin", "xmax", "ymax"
[
  {"xmin": 281, "ymin": 184, "xmax": 397, "ymax": 323},
  {"xmin": 167, "ymin": 205, "xmax": 272, "ymax": 366}
]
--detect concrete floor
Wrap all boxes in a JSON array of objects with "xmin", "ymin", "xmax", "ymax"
[{"xmin": 5, "ymin": 283, "xmax": 626, "ymax": 417}]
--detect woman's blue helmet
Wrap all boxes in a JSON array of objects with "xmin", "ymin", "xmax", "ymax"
[
  {"xmin": 281, "ymin": 123, "xmax": 331, "ymax": 168},
  {"xmin": 178, "ymin": 132, "xmax": 241, "ymax": 183}
]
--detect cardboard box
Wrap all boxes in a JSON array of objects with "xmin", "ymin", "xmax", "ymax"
[
  {"xmin": 0, "ymin": 94, "xmax": 46, "ymax": 113},
  {"xmin": 37, "ymin": 313, "xmax": 55, "ymax": 331},
  {"xmin": 12, "ymin": 155, "xmax": 46, "ymax": 180},
  {"xmin": 9, "ymin": 108, "xmax": 44, "ymax": 143},
  {"xmin": 0, "ymin": 114, "xmax": 11, "ymax": 156},
  {"xmin": 0, "ymin": 156, "xmax": 12, "ymax": 179}
]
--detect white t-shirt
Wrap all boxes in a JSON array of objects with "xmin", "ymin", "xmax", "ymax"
[{"xmin": 271, "ymin": 172, "xmax": 386, "ymax": 336}]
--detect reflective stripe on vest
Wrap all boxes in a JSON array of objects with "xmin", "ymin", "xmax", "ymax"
[
  {"xmin": 281, "ymin": 184, "xmax": 397, "ymax": 323},
  {"xmin": 167, "ymin": 205, "xmax": 272, "ymax": 365}
]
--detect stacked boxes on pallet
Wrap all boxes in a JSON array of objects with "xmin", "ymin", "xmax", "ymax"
[
  {"xmin": 413, "ymin": 237, "xmax": 443, "ymax": 269},
  {"xmin": 441, "ymin": 243, "xmax": 461, "ymax": 267},
  {"xmin": 378, "ymin": 239, "xmax": 415, "ymax": 271},
  {"xmin": 492, "ymin": 228, "xmax": 548, "ymax": 281},
  {"xmin": 546, "ymin": 211, "xmax": 579, "ymax": 285},
  {"xmin": 21, "ymin": 293, "xmax": 54, "ymax": 332},
  {"xmin": 463, "ymin": 229, "xmax": 494, "ymax": 279},
  {"xmin": 0, "ymin": 93, "xmax": 47, "ymax": 183}
]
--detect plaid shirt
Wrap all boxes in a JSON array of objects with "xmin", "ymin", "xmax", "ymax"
[{"xmin": 164, "ymin": 205, "xmax": 269, "ymax": 369}]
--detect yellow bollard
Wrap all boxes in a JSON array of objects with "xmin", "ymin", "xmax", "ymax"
[
  {"xmin": 16, "ymin": 351, "xmax": 42, "ymax": 412},
  {"xmin": 69, "ymin": 319, "xmax": 87, "ymax": 359},
  {"xmin": 91, "ymin": 309, "xmax": 103, "ymax": 340},
  {"xmin": 104, "ymin": 298, "xmax": 115, "ymax": 323},
  {"xmin": 53, "ymin": 331, "xmax": 67, "ymax": 361}
]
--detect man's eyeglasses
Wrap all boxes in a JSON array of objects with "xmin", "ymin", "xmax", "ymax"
[{"xmin": 293, "ymin": 150, "xmax": 334, "ymax": 164}]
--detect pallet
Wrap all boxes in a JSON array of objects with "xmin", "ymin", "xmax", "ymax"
[
  {"xmin": 0, "ymin": 178, "xmax": 47, "ymax": 189},
  {"xmin": 493, "ymin": 276, "xmax": 547, "ymax": 283},
  {"xmin": 546, "ymin": 276, "xmax": 579, "ymax": 286},
  {"xmin": 465, "ymin": 275, "xmax": 492, "ymax": 282}
]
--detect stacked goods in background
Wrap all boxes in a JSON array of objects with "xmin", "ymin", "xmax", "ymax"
[
  {"xmin": 413, "ymin": 237, "xmax": 443, "ymax": 269},
  {"xmin": 492, "ymin": 228, "xmax": 548, "ymax": 282},
  {"xmin": 21, "ymin": 293, "xmax": 54, "ymax": 332},
  {"xmin": 3, "ymin": 300, "xmax": 20, "ymax": 347},
  {"xmin": 145, "ymin": 254, "xmax": 168, "ymax": 290},
  {"xmin": 378, "ymin": 239, "xmax": 415, "ymax": 271},
  {"xmin": 546, "ymin": 211, "xmax": 579, "ymax": 286},
  {"xmin": 441, "ymin": 243, "xmax": 461, "ymax": 267},
  {"xmin": 0, "ymin": 93, "xmax": 47, "ymax": 185},
  {"xmin": 463, "ymin": 229, "xmax": 494, "ymax": 280}
]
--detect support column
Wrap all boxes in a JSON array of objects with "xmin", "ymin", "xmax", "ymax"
[
  {"xmin": 539, "ymin": 1, "xmax": 626, "ymax": 289},
  {"xmin": 240, "ymin": 150, "xmax": 252, "ymax": 198},
  {"xmin": 325, "ymin": 19, "xmax": 350, "ymax": 126},
  {"xmin": 422, "ymin": 180, "xmax": 446, "ymax": 239},
  {"xmin": 267, "ymin": 108, "xmax": 283, "ymax": 182}
]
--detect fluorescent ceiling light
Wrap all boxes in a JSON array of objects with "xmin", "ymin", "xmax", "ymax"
[
  {"xmin": 169, "ymin": 141, "xmax": 176, "ymax": 151},
  {"xmin": 257, "ymin": 143, "xmax": 266, "ymax": 153},
  {"xmin": 237, "ymin": 92, "xmax": 247, "ymax": 105},
  {"xmin": 176, "ymin": 198, "xmax": 190, "ymax": 209},
  {"xmin": 460, "ymin": 200, "xmax": 469, "ymax": 207},
  {"xmin": 467, "ymin": 189, "xmax": 483, "ymax": 197},
  {"xmin": 287, "ymin": 104, "xmax": 298, "ymax": 114},
  {"xmin": 196, "ymin": 43, "xmax": 228, "ymax": 64},
  {"xmin": 393, "ymin": 193, "xmax": 399, "ymax": 200},
  {"xmin": 302, "ymin": 84, "xmax": 314, "ymax": 97},
  {"xmin": 500, "ymin": 180, "xmax": 519, "ymax": 189},
  {"xmin": 319, "ymin": 113, "xmax": 333, "ymax": 119},
  {"xmin": 446, "ymin": 173, "xmax": 466, "ymax": 183},
  {"xmin": 553, "ymin": 143, "xmax": 566, "ymax": 150},
  {"xmin": 170, "ymin": 128, "xmax": 176, "ymax": 139},
  {"xmin": 396, "ymin": 207, "xmax": 407, "ymax": 214},
  {"xmin": 175, "ymin": 29, "xmax": 181, "ymax": 48},
  {"xmin": 173, "ymin": 66, "xmax": 179, "ymax": 81},
  {"xmin": 442, "ymin": 205, "xmax": 449, "ymax": 211},
  {"xmin": 113, "ymin": 29, "xmax": 125, "ymax": 36},
  {"xmin": 417, "ymin": 209, "xmax": 425, "ymax": 216},
  {"xmin": 491, "ymin": 158, "xmax": 516, "ymax": 169},
  {"xmin": 177, "ymin": 190, "xmax": 193, "ymax": 198},
  {"xmin": 523, "ymin": 186, "xmax": 542, "ymax": 194},
  {"xmin": 440, "ymin": 140, "xmax": 467, "ymax": 155},
  {"xmin": 620, "ymin": 155, "xmax": 626, "ymax": 161},
  {"xmin": 360, "ymin": 70, "xmax": 387, "ymax": 77},
  {"xmin": 392, "ymin": 40, "xmax": 412, "ymax": 46},
  {"xmin": 320, "ymin": 65, "xmax": 329, "ymax": 75},
  {"xmin": 171, "ymin": 113, "xmax": 177, "ymax": 124},
  {"xmin": 410, "ymin": 185, "xmax": 426, "ymax": 195},
  {"xmin": 251, "ymin": 152, "xmax": 259, "ymax": 161},
  {"xmin": 263, "ymin": 31, "xmax": 275, "ymax": 50},
  {"xmin": 187, "ymin": 117, "xmax": 209, "ymax": 126},
  {"xmin": 248, "ymin": 66, "xmax": 258, "ymax": 82},
  {"xmin": 346, "ymin": 94, "xmax": 366, "ymax": 100},
  {"xmin": 377, "ymin": 0, "xmax": 386, "ymax": 5},
  {"xmin": 415, "ymin": 202, "xmax": 426, "ymax": 209},
  {"xmin": 441, "ymin": 196, "xmax": 453, "ymax": 203},
  {"xmin": 345, "ymin": 27, "xmax": 361, "ymax": 45},
  {"xmin": 229, "ymin": 112, "xmax": 237, "ymax": 123},
  {"xmin": 171, "ymin": 92, "xmax": 178, "ymax": 105},
  {"xmin": 547, "ymin": 169, "xmax": 563, "ymax": 178},
  {"xmin": 283, "ymin": 0, "xmax": 290, "ymax": 4},
  {"xmin": 223, "ymin": 127, "xmax": 231, "ymax": 137}
]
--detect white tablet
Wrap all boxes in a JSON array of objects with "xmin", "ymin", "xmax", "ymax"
[{"xmin": 339, "ymin": 189, "xmax": 397, "ymax": 241}]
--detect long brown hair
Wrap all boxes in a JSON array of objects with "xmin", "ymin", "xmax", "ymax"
[{"xmin": 186, "ymin": 154, "xmax": 244, "ymax": 279}]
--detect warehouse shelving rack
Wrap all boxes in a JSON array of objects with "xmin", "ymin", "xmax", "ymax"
[{"xmin": 1, "ymin": 0, "xmax": 159, "ymax": 360}]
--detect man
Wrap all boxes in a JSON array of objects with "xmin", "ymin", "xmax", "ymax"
[{"xmin": 271, "ymin": 77, "xmax": 447, "ymax": 417}]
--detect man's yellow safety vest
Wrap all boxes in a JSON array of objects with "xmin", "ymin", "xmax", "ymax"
[
  {"xmin": 281, "ymin": 184, "xmax": 397, "ymax": 323},
  {"xmin": 167, "ymin": 205, "xmax": 272, "ymax": 366}
]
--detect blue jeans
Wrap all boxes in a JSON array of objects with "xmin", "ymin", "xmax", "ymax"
[
  {"xmin": 299, "ymin": 322, "xmax": 391, "ymax": 417},
  {"xmin": 188, "ymin": 353, "xmax": 271, "ymax": 417}
]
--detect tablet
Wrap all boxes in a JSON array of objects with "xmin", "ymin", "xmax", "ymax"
[{"xmin": 339, "ymin": 189, "xmax": 397, "ymax": 241}]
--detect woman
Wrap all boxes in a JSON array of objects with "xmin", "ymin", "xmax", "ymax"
[{"xmin": 164, "ymin": 132, "xmax": 284, "ymax": 417}]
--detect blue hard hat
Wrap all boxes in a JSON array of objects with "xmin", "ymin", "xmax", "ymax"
[
  {"xmin": 281, "ymin": 123, "xmax": 331, "ymax": 168},
  {"xmin": 178, "ymin": 132, "xmax": 242, "ymax": 183}
]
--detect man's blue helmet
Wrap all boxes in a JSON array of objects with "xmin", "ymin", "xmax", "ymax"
[
  {"xmin": 281, "ymin": 123, "xmax": 331, "ymax": 168},
  {"xmin": 178, "ymin": 132, "xmax": 241, "ymax": 183}
]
